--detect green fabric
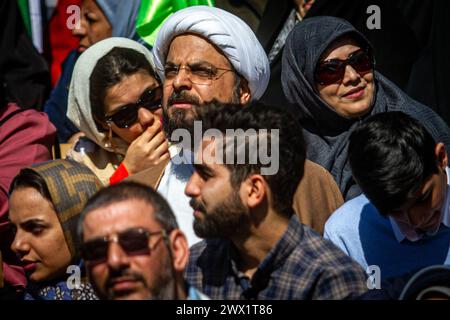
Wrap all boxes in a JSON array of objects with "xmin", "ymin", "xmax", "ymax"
[
  {"xmin": 136, "ymin": 0, "xmax": 215, "ymax": 46},
  {"xmin": 17, "ymin": 0, "xmax": 31, "ymax": 37}
]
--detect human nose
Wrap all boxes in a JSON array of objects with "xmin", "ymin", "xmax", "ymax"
[
  {"xmin": 106, "ymin": 238, "xmax": 131, "ymax": 271},
  {"xmin": 11, "ymin": 230, "xmax": 30, "ymax": 256},
  {"xmin": 172, "ymin": 66, "xmax": 192, "ymax": 91},
  {"xmin": 185, "ymin": 172, "xmax": 202, "ymax": 198},
  {"xmin": 342, "ymin": 64, "xmax": 360, "ymax": 84},
  {"xmin": 72, "ymin": 17, "xmax": 87, "ymax": 37},
  {"xmin": 137, "ymin": 108, "xmax": 155, "ymax": 128}
]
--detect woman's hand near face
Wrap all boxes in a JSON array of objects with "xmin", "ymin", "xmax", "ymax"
[{"xmin": 123, "ymin": 117, "xmax": 170, "ymax": 175}]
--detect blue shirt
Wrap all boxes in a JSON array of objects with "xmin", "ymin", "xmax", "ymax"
[
  {"xmin": 187, "ymin": 283, "xmax": 209, "ymax": 300},
  {"xmin": 324, "ymin": 194, "xmax": 450, "ymax": 280}
]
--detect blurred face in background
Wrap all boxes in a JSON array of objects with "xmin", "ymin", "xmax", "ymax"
[
  {"xmin": 73, "ymin": 0, "xmax": 112, "ymax": 52},
  {"xmin": 295, "ymin": 0, "xmax": 316, "ymax": 18}
]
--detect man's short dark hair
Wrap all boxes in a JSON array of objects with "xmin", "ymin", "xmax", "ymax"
[
  {"xmin": 77, "ymin": 182, "xmax": 179, "ymax": 241},
  {"xmin": 193, "ymin": 100, "xmax": 306, "ymax": 215},
  {"xmin": 348, "ymin": 111, "xmax": 440, "ymax": 215}
]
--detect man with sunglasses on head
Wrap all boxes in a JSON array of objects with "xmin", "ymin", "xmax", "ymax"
[
  {"xmin": 78, "ymin": 182, "xmax": 208, "ymax": 300},
  {"xmin": 151, "ymin": 6, "xmax": 344, "ymax": 236}
]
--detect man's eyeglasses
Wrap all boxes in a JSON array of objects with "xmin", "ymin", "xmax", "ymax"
[
  {"xmin": 161, "ymin": 63, "xmax": 234, "ymax": 86},
  {"xmin": 104, "ymin": 86, "xmax": 162, "ymax": 129},
  {"xmin": 315, "ymin": 49, "xmax": 374, "ymax": 85},
  {"xmin": 81, "ymin": 227, "xmax": 167, "ymax": 264}
]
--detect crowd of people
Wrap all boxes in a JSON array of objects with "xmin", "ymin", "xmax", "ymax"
[{"xmin": 0, "ymin": 0, "xmax": 449, "ymax": 300}]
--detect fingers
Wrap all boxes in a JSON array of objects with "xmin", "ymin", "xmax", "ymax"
[
  {"xmin": 152, "ymin": 139, "xmax": 170, "ymax": 159},
  {"xmin": 139, "ymin": 119, "xmax": 163, "ymax": 143}
]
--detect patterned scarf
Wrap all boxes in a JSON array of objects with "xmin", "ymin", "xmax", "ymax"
[{"xmin": 24, "ymin": 160, "xmax": 102, "ymax": 300}]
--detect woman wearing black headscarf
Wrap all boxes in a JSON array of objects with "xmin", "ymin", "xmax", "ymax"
[{"xmin": 282, "ymin": 16, "xmax": 450, "ymax": 201}]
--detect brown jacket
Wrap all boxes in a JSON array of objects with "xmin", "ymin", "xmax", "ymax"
[{"xmin": 293, "ymin": 160, "xmax": 344, "ymax": 235}]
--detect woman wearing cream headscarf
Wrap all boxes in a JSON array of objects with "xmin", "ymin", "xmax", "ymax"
[
  {"xmin": 9, "ymin": 160, "xmax": 102, "ymax": 300},
  {"xmin": 67, "ymin": 37, "xmax": 168, "ymax": 185}
]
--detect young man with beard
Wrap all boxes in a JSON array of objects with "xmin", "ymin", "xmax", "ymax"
[
  {"xmin": 152, "ymin": 5, "xmax": 344, "ymax": 236},
  {"xmin": 184, "ymin": 102, "xmax": 368, "ymax": 299},
  {"xmin": 78, "ymin": 182, "xmax": 208, "ymax": 300}
]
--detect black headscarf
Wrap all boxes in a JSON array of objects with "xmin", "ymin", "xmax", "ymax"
[{"xmin": 282, "ymin": 16, "xmax": 450, "ymax": 200}]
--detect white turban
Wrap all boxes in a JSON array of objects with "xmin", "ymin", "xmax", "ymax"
[
  {"xmin": 67, "ymin": 37, "xmax": 156, "ymax": 154},
  {"xmin": 153, "ymin": 6, "xmax": 270, "ymax": 100}
]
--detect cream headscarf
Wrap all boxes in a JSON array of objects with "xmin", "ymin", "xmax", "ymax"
[
  {"xmin": 152, "ymin": 6, "xmax": 270, "ymax": 100},
  {"xmin": 67, "ymin": 37, "xmax": 157, "ymax": 155}
]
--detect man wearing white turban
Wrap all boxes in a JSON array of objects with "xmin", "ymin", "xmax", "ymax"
[
  {"xmin": 153, "ymin": 5, "xmax": 344, "ymax": 237},
  {"xmin": 153, "ymin": 6, "xmax": 270, "ymax": 101},
  {"xmin": 153, "ymin": 6, "xmax": 269, "ymax": 137}
]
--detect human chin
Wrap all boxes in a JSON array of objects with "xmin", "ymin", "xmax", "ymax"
[
  {"xmin": 193, "ymin": 197, "xmax": 248, "ymax": 239},
  {"xmin": 108, "ymin": 282, "xmax": 148, "ymax": 300},
  {"xmin": 28, "ymin": 264, "xmax": 47, "ymax": 282},
  {"xmin": 31, "ymin": 262, "xmax": 65, "ymax": 282},
  {"xmin": 163, "ymin": 108, "xmax": 195, "ymax": 140},
  {"xmin": 338, "ymin": 98, "xmax": 372, "ymax": 118},
  {"xmin": 111, "ymin": 289, "xmax": 149, "ymax": 300}
]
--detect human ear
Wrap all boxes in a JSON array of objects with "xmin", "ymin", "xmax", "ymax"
[
  {"xmin": 242, "ymin": 174, "xmax": 267, "ymax": 209},
  {"xmin": 435, "ymin": 142, "xmax": 448, "ymax": 169},
  {"xmin": 168, "ymin": 229, "xmax": 189, "ymax": 273},
  {"xmin": 239, "ymin": 77, "xmax": 251, "ymax": 104}
]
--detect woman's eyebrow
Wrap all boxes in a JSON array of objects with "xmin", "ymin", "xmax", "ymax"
[{"xmin": 20, "ymin": 219, "xmax": 46, "ymax": 228}]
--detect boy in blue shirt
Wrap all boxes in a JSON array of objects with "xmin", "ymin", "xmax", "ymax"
[{"xmin": 325, "ymin": 112, "xmax": 450, "ymax": 279}]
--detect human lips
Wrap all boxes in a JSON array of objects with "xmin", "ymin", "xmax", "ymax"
[
  {"xmin": 171, "ymin": 101, "xmax": 193, "ymax": 109},
  {"xmin": 109, "ymin": 277, "xmax": 141, "ymax": 293},
  {"xmin": 77, "ymin": 45, "xmax": 88, "ymax": 53},
  {"xmin": 22, "ymin": 260, "xmax": 37, "ymax": 272},
  {"xmin": 343, "ymin": 86, "xmax": 365, "ymax": 99},
  {"xmin": 189, "ymin": 199, "xmax": 206, "ymax": 218}
]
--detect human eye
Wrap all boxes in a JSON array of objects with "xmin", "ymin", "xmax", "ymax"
[
  {"xmin": 320, "ymin": 60, "xmax": 340, "ymax": 71},
  {"xmin": 194, "ymin": 165, "xmax": 214, "ymax": 180},
  {"xmin": 164, "ymin": 65, "xmax": 179, "ymax": 78},
  {"xmin": 191, "ymin": 65, "xmax": 214, "ymax": 78},
  {"xmin": 85, "ymin": 12, "xmax": 97, "ymax": 23},
  {"xmin": 23, "ymin": 220, "xmax": 47, "ymax": 236}
]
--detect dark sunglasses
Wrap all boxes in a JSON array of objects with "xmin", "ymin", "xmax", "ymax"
[
  {"xmin": 104, "ymin": 86, "xmax": 162, "ymax": 128},
  {"xmin": 315, "ymin": 49, "xmax": 374, "ymax": 85},
  {"xmin": 81, "ymin": 227, "xmax": 166, "ymax": 264}
]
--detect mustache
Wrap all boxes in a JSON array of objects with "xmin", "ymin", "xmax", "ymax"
[
  {"xmin": 168, "ymin": 91, "xmax": 201, "ymax": 107},
  {"xmin": 106, "ymin": 269, "xmax": 147, "ymax": 290},
  {"xmin": 189, "ymin": 198, "xmax": 207, "ymax": 213}
]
